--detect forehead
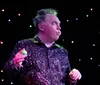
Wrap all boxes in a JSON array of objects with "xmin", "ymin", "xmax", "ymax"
[{"xmin": 45, "ymin": 14, "xmax": 61, "ymax": 23}]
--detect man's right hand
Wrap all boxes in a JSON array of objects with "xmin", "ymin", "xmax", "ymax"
[{"xmin": 13, "ymin": 48, "xmax": 27, "ymax": 68}]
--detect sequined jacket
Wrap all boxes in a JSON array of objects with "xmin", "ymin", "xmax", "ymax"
[{"xmin": 4, "ymin": 35, "xmax": 73, "ymax": 85}]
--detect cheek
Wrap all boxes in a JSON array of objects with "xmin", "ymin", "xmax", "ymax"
[
  {"xmin": 45, "ymin": 27, "xmax": 55, "ymax": 34},
  {"xmin": 46, "ymin": 28, "xmax": 52, "ymax": 34},
  {"xmin": 43, "ymin": 24, "xmax": 57, "ymax": 36},
  {"xmin": 49, "ymin": 28, "xmax": 56, "ymax": 35}
]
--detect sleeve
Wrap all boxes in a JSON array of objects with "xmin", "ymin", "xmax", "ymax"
[
  {"xmin": 3, "ymin": 40, "xmax": 26, "ymax": 80},
  {"xmin": 61, "ymin": 49, "xmax": 77, "ymax": 85},
  {"xmin": 60, "ymin": 49, "xmax": 71, "ymax": 85}
]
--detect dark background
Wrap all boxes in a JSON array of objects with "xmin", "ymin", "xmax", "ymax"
[{"xmin": 0, "ymin": 1, "xmax": 99, "ymax": 85}]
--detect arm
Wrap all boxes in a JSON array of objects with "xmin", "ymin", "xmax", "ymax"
[
  {"xmin": 4, "ymin": 39, "xmax": 48, "ymax": 85},
  {"xmin": 69, "ymin": 79, "xmax": 77, "ymax": 85},
  {"xmin": 60, "ymin": 49, "xmax": 77, "ymax": 85},
  {"xmin": 3, "ymin": 40, "xmax": 26, "ymax": 77},
  {"xmin": 69, "ymin": 68, "xmax": 82, "ymax": 85}
]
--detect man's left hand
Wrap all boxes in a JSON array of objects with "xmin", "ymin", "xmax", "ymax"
[{"xmin": 69, "ymin": 68, "xmax": 82, "ymax": 81}]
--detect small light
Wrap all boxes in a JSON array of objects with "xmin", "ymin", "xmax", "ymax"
[
  {"xmin": 62, "ymin": 39, "xmax": 64, "ymax": 41},
  {"xmin": 8, "ymin": 19, "xmax": 11, "ymax": 22},
  {"xmin": 90, "ymin": 8, "xmax": 93, "ymax": 11},
  {"xmin": 29, "ymin": 25, "xmax": 32, "ymax": 28},
  {"xmin": 66, "ymin": 20, "xmax": 69, "ymax": 22},
  {"xmin": 93, "ymin": 44, "xmax": 95, "ymax": 46},
  {"xmin": 90, "ymin": 57, "xmax": 93, "ymax": 60},
  {"xmin": 11, "ymin": 82, "xmax": 13, "ymax": 84},
  {"xmin": 79, "ymin": 59, "xmax": 81, "ymax": 61},
  {"xmin": 0, "ymin": 41, "xmax": 3, "ymax": 44},
  {"xmin": 71, "ymin": 41, "xmax": 74, "ymax": 43},
  {"xmin": 98, "ymin": 65, "xmax": 100, "ymax": 67},
  {"xmin": 76, "ymin": 18, "xmax": 78, "ymax": 20},
  {"xmin": 1, "ymin": 70, "xmax": 3, "ymax": 72},
  {"xmin": 86, "ymin": 14, "xmax": 89, "ymax": 17},
  {"xmin": 1, "ymin": 79, "xmax": 4, "ymax": 82},
  {"xmin": 18, "ymin": 13, "xmax": 21, "ymax": 16},
  {"xmin": 2, "ymin": 9, "xmax": 4, "ymax": 12}
]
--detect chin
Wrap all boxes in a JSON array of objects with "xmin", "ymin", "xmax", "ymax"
[{"xmin": 54, "ymin": 36, "xmax": 60, "ymax": 41}]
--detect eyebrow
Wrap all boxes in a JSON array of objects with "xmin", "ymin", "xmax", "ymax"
[{"xmin": 53, "ymin": 21, "xmax": 61, "ymax": 24}]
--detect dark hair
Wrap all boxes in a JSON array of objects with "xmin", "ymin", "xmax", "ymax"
[{"xmin": 32, "ymin": 8, "xmax": 58, "ymax": 33}]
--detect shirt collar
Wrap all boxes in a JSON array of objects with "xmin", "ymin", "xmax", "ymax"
[{"xmin": 32, "ymin": 34, "xmax": 58, "ymax": 48}]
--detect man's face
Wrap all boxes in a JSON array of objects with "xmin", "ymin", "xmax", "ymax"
[{"xmin": 39, "ymin": 14, "xmax": 61, "ymax": 42}]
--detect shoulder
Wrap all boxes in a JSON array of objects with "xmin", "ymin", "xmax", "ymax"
[
  {"xmin": 55, "ymin": 44, "xmax": 68, "ymax": 54},
  {"xmin": 55, "ymin": 44, "xmax": 64, "ymax": 49},
  {"xmin": 16, "ymin": 38, "xmax": 35, "ymax": 46}
]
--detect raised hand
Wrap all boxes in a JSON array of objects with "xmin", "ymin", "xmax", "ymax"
[{"xmin": 13, "ymin": 48, "xmax": 27, "ymax": 68}]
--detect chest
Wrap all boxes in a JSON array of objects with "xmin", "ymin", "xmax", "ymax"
[{"xmin": 29, "ymin": 47, "xmax": 66, "ymax": 71}]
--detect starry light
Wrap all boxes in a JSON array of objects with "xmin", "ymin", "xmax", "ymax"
[
  {"xmin": 90, "ymin": 57, "xmax": 93, "ymax": 60},
  {"xmin": 98, "ymin": 65, "xmax": 100, "ymax": 67},
  {"xmin": 1, "ymin": 70, "xmax": 3, "ymax": 72},
  {"xmin": 79, "ymin": 59, "xmax": 81, "ymax": 61},
  {"xmin": 18, "ymin": 13, "xmax": 21, "ymax": 16},
  {"xmin": 62, "ymin": 39, "xmax": 64, "ymax": 41},
  {"xmin": 1, "ymin": 79, "xmax": 4, "ymax": 82},
  {"xmin": 2, "ymin": 9, "xmax": 4, "ymax": 12},
  {"xmin": 71, "ymin": 41, "xmax": 74, "ymax": 43},
  {"xmin": 8, "ymin": 19, "xmax": 11, "ymax": 22},
  {"xmin": 11, "ymin": 82, "xmax": 13, "ymax": 84},
  {"xmin": 93, "ymin": 44, "xmax": 95, "ymax": 46},
  {"xmin": 76, "ymin": 18, "xmax": 78, "ymax": 20},
  {"xmin": 86, "ymin": 14, "xmax": 89, "ymax": 17},
  {"xmin": 29, "ymin": 25, "xmax": 32, "ymax": 28},
  {"xmin": 66, "ymin": 20, "xmax": 69, "ymax": 22},
  {"xmin": 0, "ymin": 41, "xmax": 3, "ymax": 44},
  {"xmin": 90, "ymin": 8, "xmax": 93, "ymax": 11}
]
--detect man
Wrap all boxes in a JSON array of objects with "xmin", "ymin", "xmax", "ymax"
[{"xmin": 4, "ymin": 8, "xmax": 82, "ymax": 85}]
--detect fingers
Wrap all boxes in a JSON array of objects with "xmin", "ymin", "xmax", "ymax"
[
  {"xmin": 19, "ymin": 63, "xmax": 23, "ymax": 68},
  {"xmin": 78, "ymin": 73, "xmax": 82, "ymax": 80},
  {"xmin": 14, "ymin": 53, "xmax": 26, "ymax": 63},
  {"xmin": 16, "ymin": 59, "xmax": 25, "ymax": 63},
  {"xmin": 73, "ymin": 72, "xmax": 80, "ymax": 80},
  {"xmin": 14, "ymin": 55, "xmax": 25, "ymax": 65},
  {"xmin": 69, "ymin": 69, "xmax": 82, "ymax": 80},
  {"xmin": 13, "ymin": 48, "xmax": 27, "ymax": 67},
  {"xmin": 69, "ymin": 68, "xmax": 76, "ymax": 75},
  {"xmin": 15, "ymin": 53, "xmax": 26, "ymax": 59},
  {"xmin": 19, "ymin": 48, "xmax": 25, "ymax": 54}
]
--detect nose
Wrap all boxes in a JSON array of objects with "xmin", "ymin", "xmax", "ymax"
[{"xmin": 57, "ymin": 25, "xmax": 61, "ymax": 30}]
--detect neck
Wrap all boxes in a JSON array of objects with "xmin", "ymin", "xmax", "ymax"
[{"xmin": 37, "ymin": 32, "xmax": 54, "ymax": 48}]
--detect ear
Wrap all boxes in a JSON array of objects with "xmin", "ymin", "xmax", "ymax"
[{"xmin": 38, "ymin": 23, "xmax": 44, "ymax": 32}]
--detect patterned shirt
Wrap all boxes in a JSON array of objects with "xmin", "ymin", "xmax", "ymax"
[{"xmin": 4, "ymin": 35, "xmax": 72, "ymax": 85}]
